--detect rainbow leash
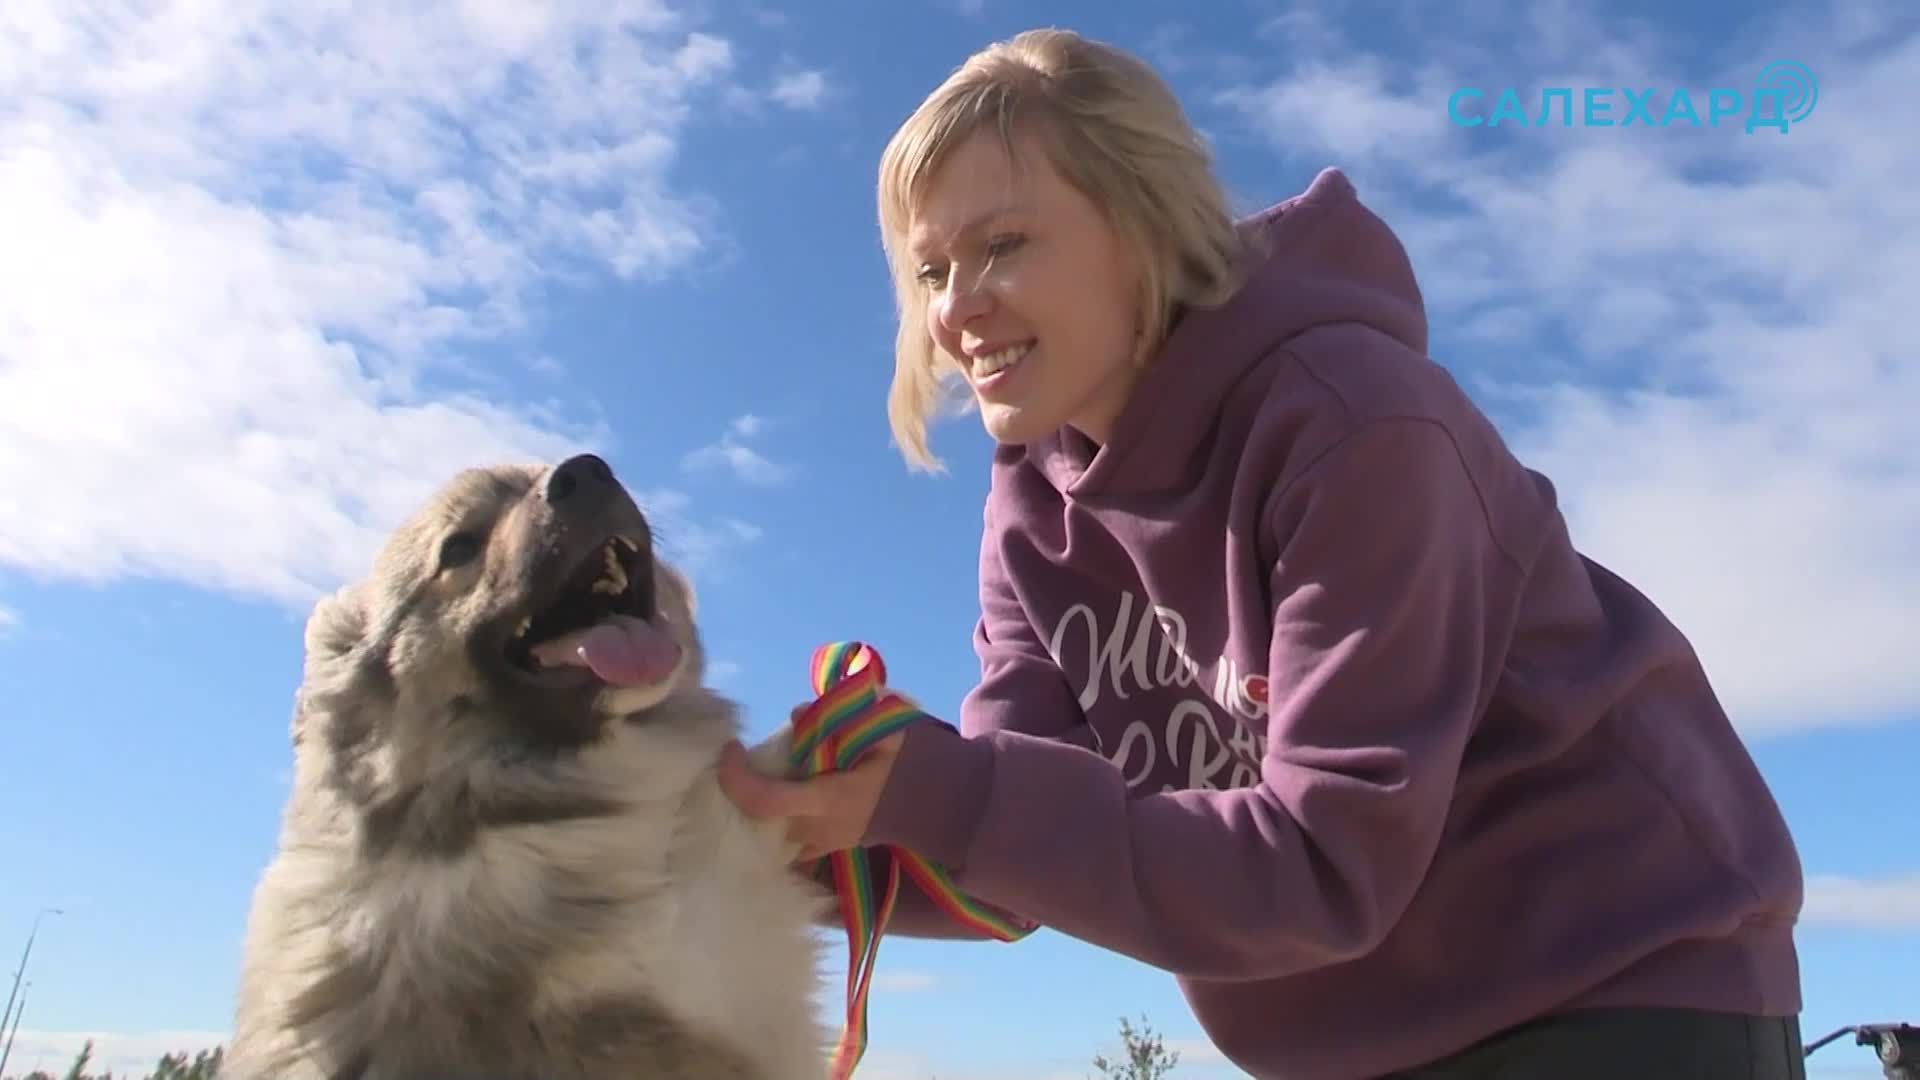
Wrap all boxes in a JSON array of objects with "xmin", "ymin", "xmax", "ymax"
[{"xmin": 787, "ymin": 641, "xmax": 1036, "ymax": 1078}]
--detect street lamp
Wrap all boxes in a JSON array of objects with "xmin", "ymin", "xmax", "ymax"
[
  {"xmin": 0, "ymin": 908, "xmax": 64, "ymax": 1079},
  {"xmin": 0, "ymin": 981, "xmax": 28, "ymax": 1080},
  {"xmin": 1807, "ymin": 1022, "xmax": 1920, "ymax": 1080}
]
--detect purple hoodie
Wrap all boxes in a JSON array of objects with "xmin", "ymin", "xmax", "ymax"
[{"xmin": 859, "ymin": 167, "xmax": 1803, "ymax": 1078}]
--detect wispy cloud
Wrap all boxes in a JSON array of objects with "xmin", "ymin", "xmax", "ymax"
[
  {"xmin": 770, "ymin": 68, "xmax": 832, "ymax": 111},
  {"xmin": 0, "ymin": 2, "xmax": 795, "ymax": 609},
  {"xmin": 1165, "ymin": 1036, "xmax": 1229, "ymax": 1063},
  {"xmin": 632, "ymin": 489, "xmax": 761, "ymax": 576},
  {"xmin": 1211, "ymin": 0, "xmax": 1919, "ymax": 735},
  {"xmin": 0, "ymin": 604, "xmax": 17, "ymax": 639},
  {"xmin": 682, "ymin": 413, "xmax": 793, "ymax": 486},
  {"xmin": 4, "ymin": 1029, "xmax": 227, "ymax": 1077},
  {"xmin": 872, "ymin": 969, "xmax": 942, "ymax": 992},
  {"xmin": 829, "ymin": 1013, "xmax": 1243, "ymax": 1080},
  {"xmin": 1803, "ymin": 872, "xmax": 1920, "ymax": 930}
]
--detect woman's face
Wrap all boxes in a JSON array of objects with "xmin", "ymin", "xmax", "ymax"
[{"xmin": 906, "ymin": 129, "xmax": 1144, "ymax": 447}]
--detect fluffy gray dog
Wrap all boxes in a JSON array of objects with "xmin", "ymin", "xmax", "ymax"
[{"xmin": 227, "ymin": 453, "xmax": 829, "ymax": 1080}]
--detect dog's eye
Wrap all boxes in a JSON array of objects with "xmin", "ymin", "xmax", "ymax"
[{"xmin": 438, "ymin": 532, "xmax": 482, "ymax": 571}]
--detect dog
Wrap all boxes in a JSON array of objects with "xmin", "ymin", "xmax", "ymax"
[{"xmin": 226, "ymin": 453, "xmax": 830, "ymax": 1080}]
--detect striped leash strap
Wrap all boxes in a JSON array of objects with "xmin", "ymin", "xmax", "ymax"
[{"xmin": 785, "ymin": 640, "xmax": 1036, "ymax": 1078}]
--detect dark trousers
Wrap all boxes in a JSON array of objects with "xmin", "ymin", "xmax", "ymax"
[{"xmin": 1388, "ymin": 1007, "xmax": 1808, "ymax": 1079}]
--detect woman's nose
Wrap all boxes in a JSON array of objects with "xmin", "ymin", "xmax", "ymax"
[{"xmin": 937, "ymin": 274, "xmax": 991, "ymax": 333}]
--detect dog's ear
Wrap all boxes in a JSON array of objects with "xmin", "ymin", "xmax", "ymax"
[
  {"xmin": 656, "ymin": 558, "xmax": 697, "ymax": 621},
  {"xmin": 286, "ymin": 583, "xmax": 369, "ymax": 749},
  {"xmin": 305, "ymin": 581, "xmax": 372, "ymax": 661},
  {"xmin": 289, "ymin": 689, "xmax": 314, "ymax": 748}
]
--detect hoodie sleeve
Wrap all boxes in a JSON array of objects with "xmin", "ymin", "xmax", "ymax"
[
  {"xmin": 957, "ymin": 500, "xmax": 1100, "ymax": 752},
  {"xmin": 864, "ymin": 501, "xmax": 1086, "ymax": 940},
  {"xmin": 861, "ymin": 416, "xmax": 1518, "ymax": 977}
]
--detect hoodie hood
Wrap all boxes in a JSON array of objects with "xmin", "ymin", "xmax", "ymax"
[{"xmin": 1022, "ymin": 167, "xmax": 1428, "ymax": 497}]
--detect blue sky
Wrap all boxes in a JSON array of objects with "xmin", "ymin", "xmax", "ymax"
[{"xmin": 1, "ymin": 0, "xmax": 1915, "ymax": 1077}]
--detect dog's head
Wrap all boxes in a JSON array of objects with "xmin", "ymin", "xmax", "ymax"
[{"xmin": 294, "ymin": 454, "xmax": 707, "ymax": 790}]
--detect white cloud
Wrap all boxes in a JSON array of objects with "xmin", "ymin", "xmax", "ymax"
[
  {"xmin": 4, "ymin": 1013, "xmax": 1223, "ymax": 1080},
  {"xmin": 770, "ymin": 68, "xmax": 831, "ymax": 111},
  {"xmin": 1213, "ymin": 0, "xmax": 1919, "ymax": 736},
  {"xmin": 854, "ymin": 1053, "xmax": 1174, "ymax": 1080},
  {"xmin": 4, "ymin": 1029, "xmax": 226, "ymax": 1077},
  {"xmin": 872, "ymin": 969, "xmax": 942, "ymax": 992},
  {"xmin": 846, "ymin": 1019, "xmax": 1243, "ymax": 1080},
  {"xmin": 1165, "ymin": 1036, "xmax": 1228, "ymax": 1063},
  {"xmin": 810, "ymin": 963, "xmax": 942, "ymax": 1001},
  {"xmin": 851, "ymin": 1057, "xmax": 1075, "ymax": 1080},
  {"xmin": 682, "ymin": 413, "xmax": 793, "ymax": 486},
  {"xmin": 0, "ymin": 604, "xmax": 17, "ymax": 638},
  {"xmin": 1803, "ymin": 872, "xmax": 1920, "ymax": 930},
  {"xmin": 0, "ymin": 1, "xmax": 777, "ymax": 610},
  {"xmin": 631, "ymin": 487, "xmax": 760, "ymax": 576}
]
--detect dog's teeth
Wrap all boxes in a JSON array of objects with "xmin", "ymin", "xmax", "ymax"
[{"xmin": 591, "ymin": 543, "xmax": 629, "ymax": 595}]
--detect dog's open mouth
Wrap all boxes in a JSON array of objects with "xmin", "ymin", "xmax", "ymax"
[{"xmin": 505, "ymin": 535, "xmax": 682, "ymax": 689}]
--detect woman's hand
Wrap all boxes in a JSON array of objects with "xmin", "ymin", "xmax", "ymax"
[{"xmin": 715, "ymin": 718, "xmax": 906, "ymax": 864}]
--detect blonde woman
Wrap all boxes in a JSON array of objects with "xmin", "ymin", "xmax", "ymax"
[{"xmin": 718, "ymin": 28, "xmax": 1807, "ymax": 1080}]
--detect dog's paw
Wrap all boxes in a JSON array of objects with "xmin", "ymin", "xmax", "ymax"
[{"xmin": 742, "ymin": 724, "xmax": 797, "ymax": 778}]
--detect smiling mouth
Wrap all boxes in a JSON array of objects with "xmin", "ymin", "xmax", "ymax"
[
  {"xmin": 505, "ymin": 535, "xmax": 650, "ymax": 676},
  {"xmin": 970, "ymin": 341, "xmax": 1032, "ymax": 380}
]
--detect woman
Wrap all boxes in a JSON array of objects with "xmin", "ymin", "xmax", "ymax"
[{"xmin": 716, "ymin": 27, "xmax": 1808, "ymax": 1080}]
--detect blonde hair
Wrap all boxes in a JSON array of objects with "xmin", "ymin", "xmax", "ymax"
[{"xmin": 877, "ymin": 27, "xmax": 1248, "ymax": 471}]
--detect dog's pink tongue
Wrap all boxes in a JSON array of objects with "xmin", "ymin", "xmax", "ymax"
[{"xmin": 531, "ymin": 616, "xmax": 681, "ymax": 686}]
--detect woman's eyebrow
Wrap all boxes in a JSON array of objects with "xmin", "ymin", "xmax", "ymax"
[{"xmin": 910, "ymin": 203, "xmax": 1033, "ymax": 259}]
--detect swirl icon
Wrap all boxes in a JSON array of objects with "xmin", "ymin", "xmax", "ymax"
[{"xmin": 1754, "ymin": 60, "xmax": 1818, "ymax": 125}]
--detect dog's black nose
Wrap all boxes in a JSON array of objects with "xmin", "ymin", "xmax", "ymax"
[{"xmin": 543, "ymin": 453, "xmax": 616, "ymax": 505}]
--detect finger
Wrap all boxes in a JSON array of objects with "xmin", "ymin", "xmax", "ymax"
[
  {"xmin": 796, "ymin": 842, "xmax": 851, "ymax": 866},
  {"xmin": 715, "ymin": 741, "xmax": 791, "ymax": 818},
  {"xmin": 716, "ymin": 741, "xmax": 821, "ymax": 819}
]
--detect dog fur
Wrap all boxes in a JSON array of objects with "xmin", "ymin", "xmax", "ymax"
[{"xmin": 227, "ymin": 455, "xmax": 830, "ymax": 1080}]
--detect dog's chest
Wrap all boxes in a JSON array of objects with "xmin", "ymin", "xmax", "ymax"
[
  {"xmin": 344, "ymin": 807, "xmax": 826, "ymax": 1076},
  {"xmin": 653, "ymin": 851, "xmax": 808, "ymax": 1020},
  {"xmin": 539, "ymin": 814, "xmax": 828, "ymax": 1054},
  {"xmin": 346, "ymin": 844, "xmax": 562, "ymax": 1003}
]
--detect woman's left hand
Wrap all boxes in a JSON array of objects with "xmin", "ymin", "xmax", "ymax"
[{"xmin": 715, "ymin": 725, "xmax": 906, "ymax": 864}]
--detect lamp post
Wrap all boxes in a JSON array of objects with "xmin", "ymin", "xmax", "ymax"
[
  {"xmin": 1807, "ymin": 1022, "xmax": 1920, "ymax": 1080},
  {"xmin": 0, "ymin": 981, "xmax": 30, "ymax": 1080},
  {"xmin": 0, "ymin": 908, "xmax": 63, "ymax": 1079}
]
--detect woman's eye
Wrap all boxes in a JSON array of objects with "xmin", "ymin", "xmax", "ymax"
[
  {"xmin": 916, "ymin": 264, "xmax": 948, "ymax": 288},
  {"xmin": 985, "ymin": 233, "xmax": 1025, "ymax": 258},
  {"xmin": 439, "ymin": 532, "xmax": 482, "ymax": 570}
]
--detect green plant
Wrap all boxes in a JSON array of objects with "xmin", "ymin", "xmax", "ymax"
[
  {"xmin": 4, "ymin": 1041, "xmax": 223, "ymax": 1080},
  {"xmin": 1091, "ymin": 1013, "xmax": 1180, "ymax": 1079}
]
